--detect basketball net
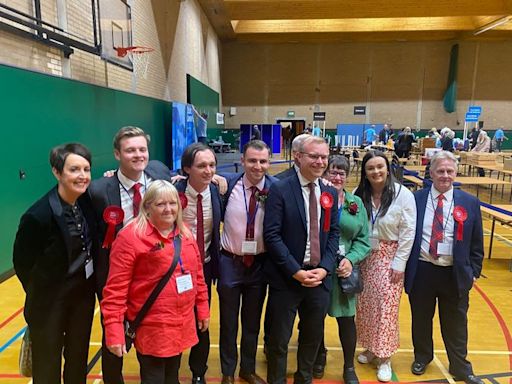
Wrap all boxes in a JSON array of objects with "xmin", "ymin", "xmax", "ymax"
[{"xmin": 115, "ymin": 46, "xmax": 154, "ymax": 79}]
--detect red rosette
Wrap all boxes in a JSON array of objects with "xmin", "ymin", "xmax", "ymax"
[
  {"xmin": 453, "ymin": 206, "xmax": 468, "ymax": 241},
  {"xmin": 178, "ymin": 192, "xmax": 188, "ymax": 209},
  {"xmin": 102, "ymin": 206, "xmax": 124, "ymax": 249},
  {"xmin": 320, "ymin": 192, "xmax": 334, "ymax": 232}
]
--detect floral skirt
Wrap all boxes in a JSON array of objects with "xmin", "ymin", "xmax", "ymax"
[{"xmin": 356, "ymin": 240, "xmax": 403, "ymax": 358}]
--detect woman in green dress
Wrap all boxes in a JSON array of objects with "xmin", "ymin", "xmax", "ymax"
[{"xmin": 313, "ymin": 155, "xmax": 370, "ymax": 384}]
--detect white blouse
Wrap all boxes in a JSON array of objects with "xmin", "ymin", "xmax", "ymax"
[{"xmin": 369, "ymin": 182, "xmax": 417, "ymax": 272}]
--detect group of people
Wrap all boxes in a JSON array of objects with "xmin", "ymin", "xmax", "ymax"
[{"xmin": 14, "ymin": 127, "xmax": 484, "ymax": 384}]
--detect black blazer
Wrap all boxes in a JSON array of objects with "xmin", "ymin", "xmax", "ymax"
[
  {"xmin": 88, "ymin": 160, "xmax": 171, "ymax": 296},
  {"xmin": 263, "ymin": 172, "xmax": 339, "ymax": 291},
  {"xmin": 274, "ymin": 165, "xmax": 297, "ymax": 181},
  {"xmin": 13, "ymin": 187, "xmax": 98, "ymax": 325},
  {"xmin": 174, "ymin": 179, "xmax": 223, "ymax": 279}
]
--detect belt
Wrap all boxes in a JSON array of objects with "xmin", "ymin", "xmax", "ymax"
[{"xmin": 221, "ymin": 249, "xmax": 266, "ymax": 259}]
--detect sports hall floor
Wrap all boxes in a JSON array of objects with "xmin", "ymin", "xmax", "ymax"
[{"xmin": 0, "ymin": 158, "xmax": 511, "ymax": 383}]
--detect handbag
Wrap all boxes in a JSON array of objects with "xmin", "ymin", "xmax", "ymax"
[
  {"xmin": 337, "ymin": 256, "xmax": 364, "ymax": 294},
  {"xmin": 124, "ymin": 236, "xmax": 182, "ymax": 352},
  {"xmin": 19, "ymin": 327, "xmax": 32, "ymax": 377}
]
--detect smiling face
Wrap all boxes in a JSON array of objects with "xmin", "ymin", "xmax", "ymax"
[
  {"xmin": 147, "ymin": 194, "xmax": 178, "ymax": 232},
  {"xmin": 297, "ymin": 140, "xmax": 329, "ymax": 181},
  {"xmin": 184, "ymin": 149, "xmax": 216, "ymax": 192},
  {"xmin": 431, "ymin": 158, "xmax": 457, "ymax": 193},
  {"xmin": 364, "ymin": 156, "xmax": 388, "ymax": 188},
  {"xmin": 53, "ymin": 153, "xmax": 91, "ymax": 203},
  {"xmin": 326, "ymin": 165, "xmax": 347, "ymax": 192},
  {"xmin": 115, "ymin": 135, "xmax": 149, "ymax": 180},
  {"xmin": 241, "ymin": 147, "xmax": 270, "ymax": 185}
]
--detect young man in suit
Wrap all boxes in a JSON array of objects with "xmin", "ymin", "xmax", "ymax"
[
  {"xmin": 263, "ymin": 135, "xmax": 339, "ymax": 384},
  {"xmin": 174, "ymin": 142, "xmax": 223, "ymax": 384},
  {"xmin": 405, "ymin": 150, "xmax": 484, "ymax": 384},
  {"xmin": 89, "ymin": 126, "xmax": 171, "ymax": 384},
  {"xmin": 218, "ymin": 140, "xmax": 277, "ymax": 384}
]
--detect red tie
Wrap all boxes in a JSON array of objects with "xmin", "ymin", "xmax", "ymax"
[
  {"xmin": 429, "ymin": 194, "xmax": 444, "ymax": 259},
  {"xmin": 196, "ymin": 193, "xmax": 205, "ymax": 262},
  {"xmin": 132, "ymin": 183, "xmax": 142, "ymax": 217},
  {"xmin": 308, "ymin": 183, "xmax": 320, "ymax": 266},
  {"xmin": 243, "ymin": 186, "xmax": 258, "ymax": 267}
]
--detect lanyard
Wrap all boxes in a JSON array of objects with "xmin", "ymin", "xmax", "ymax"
[
  {"xmin": 429, "ymin": 192, "xmax": 454, "ymax": 237},
  {"xmin": 177, "ymin": 257, "xmax": 186, "ymax": 274},
  {"xmin": 118, "ymin": 173, "xmax": 147, "ymax": 202},
  {"xmin": 370, "ymin": 205, "xmax": 382, "ymax": 231},
  {"xmin": 242, "ymin": 183, "xmax": 260, "ymax": 227}
]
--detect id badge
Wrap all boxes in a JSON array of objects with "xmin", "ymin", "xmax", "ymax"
[
  {"xmin": 176, "ymin": 274, "xmax": 193, "ymax": 294},
  {"xmin": 85, "ymin": 258, "xmax": 94, "ymax": 279},
  {"xmin": 338, "ymin": 244, "xmax": 346, "ymax": 257},
  {"xmin": 369, "ymin": 237, "xmax": 380, "ymax": 251},
  {"xmin": 437, "ymin": 242, "xmax": 452, "ymax": 256},
  {"xmin": 242, "ymin": 240, "xmax": 257, "ymax": 255}
]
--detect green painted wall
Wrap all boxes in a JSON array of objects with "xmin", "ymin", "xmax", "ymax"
[
  {"xmin": 187, "ymin": 74, "xmax": 221, "ymax": 130},
  {"xmin": 1, "ymin": 64, "xmax": 172, "ymax": 275}
]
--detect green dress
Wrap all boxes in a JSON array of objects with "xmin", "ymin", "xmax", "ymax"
[{"xmin": 327, "ymin": 191, "xmax": 370, "ymax": 317}]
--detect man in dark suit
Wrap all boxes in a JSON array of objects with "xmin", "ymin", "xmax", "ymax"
[
  {"xmin": 174, "ymin": 142, "xmax": 223, "ymax": 384},
  {"xmin": 88, "ymin": 126, "xmax": 171, "ymax": 384},
  {"xmin": 405, "ymin": 150, "xmax": 484, "ymax": 384},
  {"xmin": 274, "ymin": 134, "xmax": 309, "ymax": 180},
  {"xmin": 263, "ymin": 136, "xmax": 339, "ymax": 384},
  {"xmin": 218, "ymin": 140, "xmax": 277, "ymax": 384}
]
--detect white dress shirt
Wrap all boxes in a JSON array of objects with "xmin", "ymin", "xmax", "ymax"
[
  {"xmin": 183, "ymin": 183, "xmax": 213, "ymax": 263},
  {"xmin": 221, "ymin": 175, "xmax": 266, "ymax": 255},
  {"xmin": 420, "ymin": 186, "xmax": 455, "ymax": 266},
  {"xmin": 297, "ymin": 171, "xmax": 321, "ymax": 265},
  {"xmin": 117, "ymin": 171, "xmax": 153, "ymax": 226},
  {"xmin": 370, "ymin": 182, "xmax": 417, "ymax": 272}
]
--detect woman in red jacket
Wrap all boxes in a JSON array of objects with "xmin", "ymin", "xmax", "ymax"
[{"xmin": 101, "ymin": 180, "xmax": 210, "ymax": 384}]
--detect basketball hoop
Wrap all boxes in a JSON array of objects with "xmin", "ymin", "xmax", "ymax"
[{"xmin": 115, "ymin": 46, "xmax": 154, "ymax": 79}]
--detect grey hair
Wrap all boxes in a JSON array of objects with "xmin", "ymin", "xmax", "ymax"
[
  {"xmin": 291, "ymin": 134, "xmax": 311, "ymax": 152},
  {"xmin": 430, "ymin": 150, "xmax": 459, "ymax": 171}
]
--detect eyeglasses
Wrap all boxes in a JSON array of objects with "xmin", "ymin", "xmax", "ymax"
[
  {"xmin": 328, "ymin": 170, "xmax": 347, "ymax": 178},
  {"xmin": 300, "ymin": 152, "xmax": 328, "ymax": 161}
]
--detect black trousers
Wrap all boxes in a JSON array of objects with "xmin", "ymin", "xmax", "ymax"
[
  {"xmin": 189, "ymin": 261, "xmax": 212, "ymax": 377},
  {"xmin": 316, "ymin": 316, "xmax": 357, "ymax": 369},
  {"xmin": 409, "ymin": 261, "xmax": 473, "ymax": 377},
  {"xmin": 30, "ymin": 273, "xmax": 95, "ymax": 384},
  {"xmin": 266, "ymin": 285, "xmax": 329, "ymax": 384},
  {"xmin": 137, "ymin": 352, "xmax": 182, "ymax": 384},
  {"xmin": 217, "ymin": 253, "xmax": 266, "ymax": 375}
]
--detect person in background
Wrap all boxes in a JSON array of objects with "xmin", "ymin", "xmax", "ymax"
[
  {"xmin": 312, "ymin": 124, "xmax": 322, "ymax": 137},
  {"xmin": 274, "ymin": 134, "xmax": 310, "ymax": 180},
  {"xmin": 428, "ymin": 127, "xmax": 440, "ymax": 139},
  {"xmin": 493, "ymin": 127, "xmax": 507, "ymax": 152},
  {"xmin": 469, "ymin": 127, "xmax": 480, "ymax": 150},
  {"xmin": 101, "ymin": 180, "xmax": 209, "ymax": 384},
  {"xmin": 395, "ymin": 127, "xmax": 416, "ymax": 159},
  {"xmin": 312, "ymin": 156, "xmax": 370, "ymax": 384},
  {"xmin": 405, "ymin": 151, "xmax": 484, "ymax": 384},
  {"xmin": 440, "ymin": 129, "xmax": 455, "ymax": 152},
  {"xmin": 89, "ymin": 126, "xmax": 171, "ymax": 384},
  {"xmin": 378, "ymin": 124, "xmax": 393, "ymax": 144},
  {"xmin": 365, "ymin": 125, "xmax": 377, "ymax": 145},
  {"xmin": 14, "ymin": 143, "xmax": 97, "ymax": 383},
  {"xmin": 252, "ymin": 125, "xmax": 262, "ymax": 140},
  {"xmin": 471, "ymin": 130, "xmax": 491, "ymax": 177},
  {"xmin": 354, "ymin": 150, "xmax": 416, "ymax": 382}
]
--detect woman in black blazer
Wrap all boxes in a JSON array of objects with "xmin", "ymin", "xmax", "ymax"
[{"xmin": 13, "ymin": 143, "xmax": 97, "ymax": 383}]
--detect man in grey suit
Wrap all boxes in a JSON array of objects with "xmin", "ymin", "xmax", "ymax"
[{"xmin": 88, "ymin": 126, "xmax": 171, "ymax": 384}]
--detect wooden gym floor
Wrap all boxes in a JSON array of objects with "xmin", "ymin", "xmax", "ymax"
[{"xmin": 0, "ymin": 159, "xmax": 511, "ymax": 383}]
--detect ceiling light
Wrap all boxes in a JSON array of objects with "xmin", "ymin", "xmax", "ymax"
[{"xmin": 473, "ymin": 16, "xmax": 512, "ymax": 36}]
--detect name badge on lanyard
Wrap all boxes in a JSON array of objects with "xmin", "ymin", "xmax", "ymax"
[
  {"xmin": 176, "ymin": 274, "xmax": 193, "ymax": 294},
  {"xmin": 242, "ymin": 240, "xmax": 258, "ymax": 255}
]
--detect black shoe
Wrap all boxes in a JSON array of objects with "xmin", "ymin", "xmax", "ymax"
[
  {"xmin": 411, "ymin": 361, "xmax": 428, "ymax": 375},
  {"xmin": 312, "ymin": 349, "xmax": 327, "ymax": 379},
  {"xmin": 192, "ymin": 376, "xmax": 206, "ymax": 384},
  {"xmin": 452, "ymin": 374, "xmax": 484, "ymax": 384},
  {"xmin": 343, "ymin": 367, "xmax": 359, "ymax": 384}
]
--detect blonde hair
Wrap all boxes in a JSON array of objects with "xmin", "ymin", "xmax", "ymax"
[{"xmin": 135, "ymin": 180, "xmax": 191, "ymax": 239}]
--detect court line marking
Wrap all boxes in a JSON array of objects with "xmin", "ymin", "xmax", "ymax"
[
  {"xmin": 0, "ymin": 307, "xmax": 23, "ymax": 330},
  {"xmin": 433, "ymin": 355, "xmax": 456, "ymax": 384},
  {"xmin": 0, "ymin": 326, "xmax": 25, "ymax": 353}
]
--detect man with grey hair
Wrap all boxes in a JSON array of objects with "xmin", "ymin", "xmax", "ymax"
[
  {"xmin": 274, "ymin": 133, "xmax": 310, "ymax": 179},
  {"xmin": 405, "ymin": 151, "xmax": 484, "ymax": 384}
]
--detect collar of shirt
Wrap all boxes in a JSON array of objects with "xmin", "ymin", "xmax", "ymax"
[
  {"xmin": 242, "ymin": 174, "xmax": 266, "ymax": 191},
  {"xmin": 297, "ymin": 171, "xmax": 319, "ymax": 189},
  {"xmin": 144, "ymin": 220, "xmax": 180, "ymax": 240},
  {"xmin": 430, "ymin": 185, "xmax": 454, "ymax": 202},
  {"xmin": 117, "ymin": 169, "xmax": 146, "ymax": 190},
  {"xmin": 186, "ymin": 181, "xmax": 211, "ymax": 199}
]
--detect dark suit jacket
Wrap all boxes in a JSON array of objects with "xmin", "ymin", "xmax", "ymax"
[
  {"xmin": 222, "ymin": 172, "xmax": 278, "ymax": 220},
  {"xmin": 174, "ymin": 179, "xmax": 223, "ymax": 279},
  {"xmin": 263, "ymin": 172, "xmax": 339, "ymax": 291},
  {"xmin": 404, "ymin": 187, "xmax": 484, "ymax": 296},
  {"xmin": 13, "ymin": 187, "xmax": 98, "ymax": 325},
  {"xmin": 274, "ymin": 165, "xmax": 297, "ymax": 181},
  {"xmin": 88, "ymin": 160, "xmax": 171, "ymax": 296}
]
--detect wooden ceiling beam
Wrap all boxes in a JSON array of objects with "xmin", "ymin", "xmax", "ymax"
[{"xmin": 197, "ymin": 0, "xmax": 236, "ymax": 40}]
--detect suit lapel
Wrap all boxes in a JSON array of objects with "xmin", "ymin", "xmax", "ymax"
[
  {"xmin": 291, "ymin": 174, "xmax": 307, "ymax": 230},
  {"xmin": 48, "ymin": 187, "xmax": 72, "ymax": 260},
  {"xmin": 416, "ymin": 188, "xmax": 429, "ymax": 239},
  {"xmin": 107, "ymin": 174, "xmax": 123, "ymax": 232}
]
